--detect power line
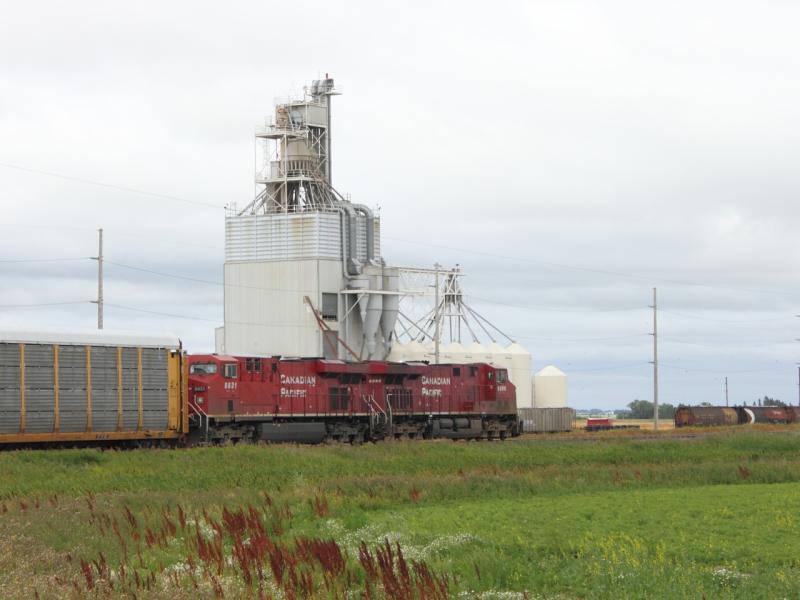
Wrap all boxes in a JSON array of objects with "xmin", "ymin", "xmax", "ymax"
[
  {"xmin": 0, "ymin": 162, "xmax": 225, "ymax": 210},
  {"xmin": 0, "ymin": 222, "xmax": 222, "ymax": 252},
  {"xmin": 0, "ymin": 257, "xmax": 90, "ymax": 263},
  {"xmin": 104, "ymin": 303, "xmax": 308, "ymax": 328},
  {"xmin": 107, "ymin": 259, "xmax": 796, "ymax": 324},
  {"xmin": 383, "ymin": 235, "xmax": 797, "ymax": 298},
  {"xmin": 104, "ymin": 302, "xmax": 220, "ymax": 323},
  {"xmin": 0, "ymin": 300, "xmax": 90, "ymax": 309},
  {"xmin": 658, "ymin": 309, "xmax": 792, "ymax": 323},
  {"xmin": 106, "ymin": 259, "xmax": 658, "ymax": 315},
  {"xmin": 659, "ymin": 362, "xmax": 789, "ymax": 374},
  {"xmin": 565, "ymin": 361, "xmax": 652, "ymax": 372},
  {"xmin": 1, "ymin": 162, "xmax": 794, "ymax": 298},
  {"xmin": 469, "ymin": 294, "xmax": 645, "ymax": 313},
  {"xmin": 659, "ymin": 336, "xmax": 794, "ymax": 348},
  {"xmin": 515, "ymin": 333, "xmax": 648, "ymax": 343}
]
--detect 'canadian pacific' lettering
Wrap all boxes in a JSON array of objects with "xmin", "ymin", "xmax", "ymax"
[
  {"xmin": 420, "ymin": 376, "xmax": 450, "ymax": 386},
  {"xmin": 280, "ymin": 374, "xmax": 316, "ymax": 386}
]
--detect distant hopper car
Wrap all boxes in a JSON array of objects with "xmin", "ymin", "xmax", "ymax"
[
  {"xmin": 0, "ymin": 330, "xmax": 520, "ymax": 447},
  {"xmin": 517, "ymin": 407, "xmax": 575, "ymax": 433},
  {"xmin": 674, "ymin": 405, "xmax": 800, "ymax": 427},
  {"xmin": 674, "ymin": 406, "xmax": 739, "ymax": 427},
  {"xmin": 746, "ymin": 406, "xmax": 800, "ymax": 424}
]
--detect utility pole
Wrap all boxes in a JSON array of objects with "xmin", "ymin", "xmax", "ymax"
[
  {"xmin": 650, "ymin": 287, "xmax": 659, "ymax": 432},
  {"xmin": 433, "ymin": 263, "xmax": 441, "ymax": 364},
  {"xmin": 724, "ymin": 377, "xmax": 729, "ymax": 406},
  {"xmin": 95, "ymin": 228, "xmax": 103, "ymax": 329}
]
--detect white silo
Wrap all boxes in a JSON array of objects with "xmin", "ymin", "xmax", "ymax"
[
  {"xmin": 442, "ymin": 341, "xmax": 466, "ymax": 363},
  {"xmin": 506, "ymin": 343, "xmax": 532, "ymax": 408},
  {"xmin": 533, "ymin": 366, "xmax": 567, "ymax": 408},
  {"xmin": 484, "ymin": 341, "xmax": 508, "ymax": 368},
  {"xmin": 464, "ymin": 341, "xmax": 485, "ymax": 364}
]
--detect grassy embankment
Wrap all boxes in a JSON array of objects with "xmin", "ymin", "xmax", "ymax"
[{"xmin": 1, "ymin": 427, "xmax": 800, "ymax": 598}]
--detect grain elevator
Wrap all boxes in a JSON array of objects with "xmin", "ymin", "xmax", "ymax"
[
  {"xmin": 216, "ymin": 77, "xmax": 400, "ymax": 360},
  {"xmin": 215, "ymin": 76, "xmax": 558, "ymax": 410}
]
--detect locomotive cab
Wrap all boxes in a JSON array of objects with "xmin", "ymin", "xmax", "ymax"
[
  {"xmin": 188, "ymin": 355, "xmax": 240, "ymax": 416},
  {"xmin": 485, "ymin": 366, "xmax": 515, "ymax": 411}
]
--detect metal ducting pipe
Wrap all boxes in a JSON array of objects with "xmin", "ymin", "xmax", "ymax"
[
  {"xmin": 352, "ymin": 203, "xmax": 375, "ymax": 264},
  {"xmin": 337, "ymin": 204, "xmax": 361, "ymax": 277}
]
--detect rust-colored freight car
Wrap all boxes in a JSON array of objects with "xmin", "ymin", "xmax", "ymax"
[
  {"xmin": 0, "ymin": 330, "xmax": 187, "ymax": 445},
  {"xmin": 744, "ymin": 406, "xmax": 798, "ymax": 424},
  {"xmin": 675, "ymin": 405, "xmax": 800, "ymax": 427},
  {"xmin": 674, "ymin": 406, "xmax": 739, "ymax": 427}
]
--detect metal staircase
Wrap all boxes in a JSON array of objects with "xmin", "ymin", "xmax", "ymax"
[{"xmin": 362, "ymin": 393, "xmax": 392, "ymax": 439}]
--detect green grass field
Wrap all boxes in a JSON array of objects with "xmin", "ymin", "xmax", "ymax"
[{"xmin": 2, "ymin": 428, "xmax": 800, "ymax": 598}]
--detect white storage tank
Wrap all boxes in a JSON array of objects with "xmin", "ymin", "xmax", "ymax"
[
  {"xmin": 485, "ymin": 341, "xmax": 509, "ymax": 369},
  {"xmin": 442, "ymin": 341, "xmax": 466, "ymax": 363},
  {"xmin": 506, "ymin": 343, "xmax": 532, "ymax": 408},
  {"xmin": 463, "ymin": 341, "xmax": 485, "ymax": 364},
  {"xmin": 533, "ymin": 365, "xmax": 567, "ymax": 408}
]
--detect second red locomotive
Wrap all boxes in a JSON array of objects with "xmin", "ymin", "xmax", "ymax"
[{"xmin": 187, "ymin": 354, "xmax": 519, "ymax": 444}]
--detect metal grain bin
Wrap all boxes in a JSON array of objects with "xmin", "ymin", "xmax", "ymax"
[
  {"xmin": 0, "ymin": 330, "xmax": 186, "ymax": 445},
  {"xmin": 518, "ymin": 407, "xmax": 575, "ymax": 433}
]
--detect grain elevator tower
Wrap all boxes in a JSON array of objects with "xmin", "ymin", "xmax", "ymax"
[{"xmin": 217, "ymin": 77, "xmax": 400, "ymax": 360}]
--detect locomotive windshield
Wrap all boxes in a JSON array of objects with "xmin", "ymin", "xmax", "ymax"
[{"xmin": 190, "ymin": 362, "xmax": 218, "ymax": 375}]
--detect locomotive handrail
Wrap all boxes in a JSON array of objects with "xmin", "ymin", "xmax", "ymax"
[
  {"xmin": 362, "ymin": 393, "xmax": 391, "ymax": 439},
  {"xmin": 188, "ymin": 402, "xmax": 210, "ymax": 443}
]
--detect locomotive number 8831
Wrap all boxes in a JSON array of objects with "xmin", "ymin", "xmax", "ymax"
[{"xmin": 187, "ymin": 354, "xmax": 520, "ymax": 444}]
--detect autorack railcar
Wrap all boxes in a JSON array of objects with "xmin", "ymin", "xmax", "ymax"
[{"xmin": 0, "ymin": 330, "xmax": 187, "ymax": 446}]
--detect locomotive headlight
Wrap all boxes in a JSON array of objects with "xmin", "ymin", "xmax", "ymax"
[{"xmin": 196, "ymin": 397, "xmax": 204, "ymax": 404}]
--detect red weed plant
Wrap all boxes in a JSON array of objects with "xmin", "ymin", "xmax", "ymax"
[
  {"xmin": 69, "ymin": 496, "xmax": 452, "ymax": 599},
  {"xmin": 310, "ymin": 493, "xmax": 330, "ymax": 518}
]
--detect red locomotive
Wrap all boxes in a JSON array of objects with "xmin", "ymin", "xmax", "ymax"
[{"xmin": 187, "ymin": 354, "xmax": 520, "ymax": 444}]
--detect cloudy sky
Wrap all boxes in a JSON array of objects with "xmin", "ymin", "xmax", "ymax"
[{"xmin": 1, "ymin": 1, "xmax": 798, "ymax": 409}]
